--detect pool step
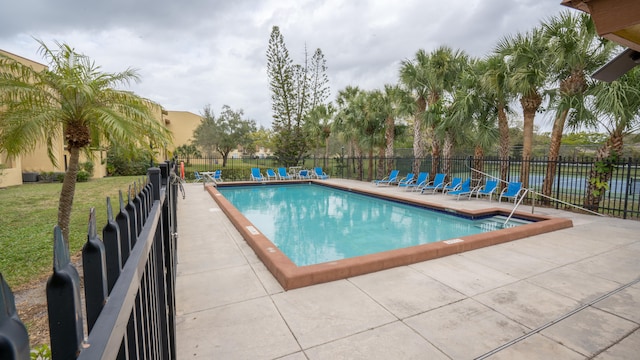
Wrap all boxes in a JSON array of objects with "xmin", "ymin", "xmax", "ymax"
[{"xmin": 475, "ymin": 220, "xmax": 518, "ymax": 231}]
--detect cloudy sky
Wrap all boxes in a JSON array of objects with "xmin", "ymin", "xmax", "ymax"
[{"xmin": 0, "ymin": 0, "xmax": 571, "ymax": 128}]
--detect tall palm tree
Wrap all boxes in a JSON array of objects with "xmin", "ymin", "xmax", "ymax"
[
  {"xmin": 425, "ymin": 46, "xmax": 469, "ymax": 177},
  {"xmin": 0, "ymin": 40, "xmax": 171, "ymax": 243},
  {"xmin": 306, "ymin": 103, "xmax": 335, "ymax": 168},
  {"xmin": 437, "ymin": 54, "xmax": 473, "ymax": 177},
  {"xmin": 399, "ymin": 49, "xmax": 430, "ymax": 175},
  {"xmin": 378, "ymin": 84, "xmax": 413, "ymax": 177},
  {"xmin": 583, "ymin": 67, "xmax": 640, "ymax": 210},
  {"xmin": 400, "ymin": 46, "xmax": 468, "ymax": 177},
  {"xmin": 496, "ymin": 28, "xmax": 550, "ymax": 189},
  {"xmin": 541, "ymin": 11, "xmax": 614, "ymax": 199},
  {"xmin": 479, "ymin": 54, "xmax": 514, "ymax": 186},
  {"xmin": 360, "ymin": 89, "xmax": 387, "ymax": 181},
  {"xmin": 333, "ymin": 86, "xmax": 365, "ymax": 179},
  {"xmin": 449, "ymin": 57, "xmax": 499, "ymax": 183}
]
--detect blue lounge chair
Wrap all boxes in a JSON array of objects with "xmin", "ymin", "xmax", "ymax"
[
  {"xmin": 397, "ymin": 173, "xmax": 415, "ymax": 188},
  {"xmin": 212, "ymin": 170, "xmax": 222, "ymax": 182},
  {"xmin": 277, "ymin": 167, "xmax": 292, "ymax": 180},
  {"xmin": 447, "ymin": 178, "xmax": 473, "ymax": 200},
  {"xmin": 313, "ymin": 167, "xmax": 329, "ymax": 179},
  {"xmin": 266, "ymin": 169, "xmax": 278, "ymax": 181},
  {"xmin": 420, "ymin": 173, "xmax": 446, "ymax": 194},
  {"xmin": 405, "ymin": 172, "xmax": 429, "ymax": 191},
  {"xmin": 475, "ymin": 180, "xmax": 498, "ymax": 201},
  {"xmin": 193, "ymin": 171, "xmax": 203, "ymax": 183},
  {"xmin": 298, "ymin": 169, "xmax": 311, "ymax": 179},
  {"xmin": 499, "ymin": 181, "xmax": 524, "ymax": 203},
  {"xmin": 442, "ymin": 177, "xmax": 462, "ymax": 193},
  {"xmin": 250, "ymin": 168, "xmax": 266, "ymax": 182},
  {"xmin": 374, "ymin": 170, "xmax": 400, "ymax": 186}
]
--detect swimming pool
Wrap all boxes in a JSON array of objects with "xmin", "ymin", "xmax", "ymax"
[
  {"xmin": 208, "ymin": 181, "xmax": 573, "ymax": 289},
  {"xmin": 218, "ymin": 184, "xmax": 530, "ymax": 266}
]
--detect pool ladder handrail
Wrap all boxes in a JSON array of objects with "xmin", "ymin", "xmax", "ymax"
[
  {"xmin": 463, "ymin": 160, "xmax": 604, "ymax": 227},
  {"xmin": 503, "ymin": 188, "xmax": 529, "ymax": 227},
  {"xmin": 203, "ymin": 173, "xmax": 217, "ymax": 188}
]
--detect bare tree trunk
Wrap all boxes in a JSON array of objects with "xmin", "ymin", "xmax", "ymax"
[
  {"xmin": 497, "ymin": 105, "xmax": 510, "ymax": 190},
  {"xmin": 353, "ymin": 144, "xmax": 363, "ymax": 181},
  {"xmin": 385, "ymin": 116, "xmax": 395, "ymax": 172},
  {"xmin": 430, "ymin": 124, "xmax": 440, "ymax": 178},
  {"xmin": 541, "ymin": 109, "xmax": 569, "ymax": 201},
  {"xmin": 324, "ymin": 136, "xmax": 330, "ymax": 169},
  {"xmin": 519, "ymin": 92, "xmax": 542, "ymax": 189},
  {"xmin": 473, "ymin": 146, "xmax": 484, "ymax": 185},
  {"xmin": 367, "ymin": 147, "xmax": 374, "ymax": 182},
  {"xmin": 412, "ymin": 97, "xmax": 427, "ymax": 175},
  {"xmin": 58, "ymin": 146, "xmax": 80, "ymax": 244},
  {"xmin": 442, "ymin": 130, "xmax": 453, "ymax": 180}
]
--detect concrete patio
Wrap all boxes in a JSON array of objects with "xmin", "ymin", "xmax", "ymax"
[{"xmin": 175, "ymin": 179, "xmax": 640, "ymax": 359}]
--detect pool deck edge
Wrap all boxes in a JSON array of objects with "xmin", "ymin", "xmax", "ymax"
[{"xmin": 206, "ymin": 182, "xmax": 573, "ymax": 290}]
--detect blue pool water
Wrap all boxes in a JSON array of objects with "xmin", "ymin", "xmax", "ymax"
[{"xmin": 218, "ymin": 184, "xmax": 529, "ymax": 266}]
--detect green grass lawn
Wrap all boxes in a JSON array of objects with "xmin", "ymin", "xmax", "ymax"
[{"xmin": 0, "ymin": 176, "xmax": 141, "ymax": 289}]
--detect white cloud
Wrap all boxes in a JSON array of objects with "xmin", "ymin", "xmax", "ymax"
[{"xmin": 0, "ymin": 0, "xmax": 568, "ymax": 128}]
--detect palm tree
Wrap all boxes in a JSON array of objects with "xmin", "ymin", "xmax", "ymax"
[
  {"xmin": 449, "ymin": 58, "xmax": 499, "ymax": 183},
  {"xmin": 583, "ymin": 67, "xmax": 640, "ymax": 210},
  {"xmin": 306, "ymin": 103, "xmax": 335, "ymax": 168},
  {"xmin": 425, "ymin": 46, "xmax": 469, "ymax": 177},
  {"xmin": 496, "ymin": 28, "xmax": 550, "ymax": 189},
  {"xmin": 479, "ymin": 54, "xmax": 514, "ymax": 186},
  {"xmin": 360, "ymin": 89, "xmax": 387, "ymax": 181},
  {"xmin": 541, "ymin": 11, "xmax": 614, "ymax": 199},
  {"xmin": 333, "ymin": 86, "xmax": 365, "ymax": 180},
  {"xmin": 378, "ymin": 84, "xmax": 413, "ymax": 177},
  {"xmin": 400, "ymin": 46, "xmax": 468, "ymax": 177},
  {"xmin": 399, "ymin": 49, "xmax": 430, "ymax": 175},
  {"xmin": 175, "ymin": 144, "xmax": 202, "ymax": 165},
  {"xmin": 0, "ymin": 40, "xmax": 171, "ymax": 243},
  {"xmin": 437, "ymin": 54, "xmax": 473, "ymax": 177}
]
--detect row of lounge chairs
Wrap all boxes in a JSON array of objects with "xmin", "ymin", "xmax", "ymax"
[
  {"xmin": 251, "ymin": 167, "xmax": 329, "ymax": 182},
  {"xmin": 373, "ymin": 170, "xmax": 526, "ymax": 203}
]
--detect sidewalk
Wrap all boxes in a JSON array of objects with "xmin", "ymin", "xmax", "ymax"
[{"xmin": 175, "ymin": 180, "xmax": 640, "ymax": 359}]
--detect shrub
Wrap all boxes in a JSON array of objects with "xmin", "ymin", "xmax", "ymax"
[
  {"xmin": 81, "ymin": 161, "xmax": 95, "ymax": 177},
  {"xmin": 76, "ymin": 170, "xmax": 90, "ymax": 182},
  {"xmin": 106, "ymin": 147, "xmax": 152, "ymax": 176},
  {"xmin": 38, "ymin": 171, "xmax": 55, "ymax": 182}
]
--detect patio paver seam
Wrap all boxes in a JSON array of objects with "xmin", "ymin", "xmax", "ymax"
[{"xmin": 473, "ymin": 277, "xmax": 640, "ymax": 359}]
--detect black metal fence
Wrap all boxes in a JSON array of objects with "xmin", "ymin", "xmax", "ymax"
[
  {"xmin": 0, "ymin": 161, "xmax": 179, "ymax": 359},
  {"xmin": 179, "ymin": 155, "xmax": 640, "ymax": 220}
]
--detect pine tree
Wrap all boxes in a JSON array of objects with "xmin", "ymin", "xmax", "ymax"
[{"xmin": 266, "ymin": 26, "xmax": 329, "ymax": 166}]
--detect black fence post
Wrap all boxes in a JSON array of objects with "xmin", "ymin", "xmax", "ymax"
[
  {"xmin": 47, "ymin": 226, "xmax": 84, "ymax": 360},
  {"xmin": 103, "ymin": 197, "xmax": 123, "ymax": 294},
  {"xmin": 555, "ymin": 156, "xmax": 562, "ymax": 209},
  {"xmin": 623, "ymin": 158, "xmax": 632, "ymax": 219},
  {"xmin": 133, "ymin": 183, "xmax": 144, "ymax": 233},
  {"xmin": 116, "ymin": 190, "xmax": 132, "ymax": 264},
  {"xmin": 82, "ymin": 208, "xmax": 108, "ymax": 332},
  {"xmin": 126, "ymin": 185, "xmax": 139, "ymax": 243},
  {"xmin": 0, "ymin": 273, "xmax": 30, "ymax": 360}
]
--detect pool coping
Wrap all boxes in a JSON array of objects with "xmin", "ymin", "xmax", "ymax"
[{"xmin": 205, "ymin": 181, "xmax": 573, "ymax": 290}]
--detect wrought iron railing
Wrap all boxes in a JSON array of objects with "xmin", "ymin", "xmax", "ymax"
[
  {"xmin": 178, "ymin": 155, "xmax": 640, "ymax": 219},
  {"xmin": 0, "ymin": 161, "xmax": 178, "ymax": 359}
]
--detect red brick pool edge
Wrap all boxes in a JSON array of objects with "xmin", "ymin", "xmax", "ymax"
[{"xmin": 205, "ymin": 182, "xmax": 573, "ymax": 290}]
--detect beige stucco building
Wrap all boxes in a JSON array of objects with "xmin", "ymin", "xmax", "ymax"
[
  {"xmin": 0, "ymin": 49, "xmax": 204, "ymax": 187},
  {"xmin": 162, "ymin": 110, "xmax": 203, "ymax": 153}
]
